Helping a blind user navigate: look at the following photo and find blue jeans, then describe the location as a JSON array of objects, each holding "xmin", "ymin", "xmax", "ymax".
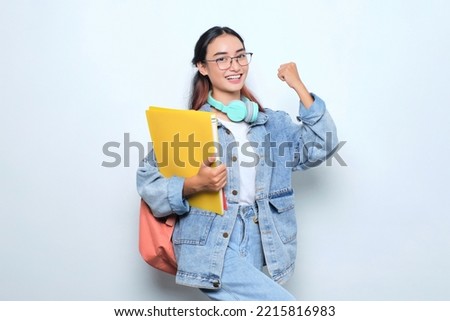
[{"xmin": 200, "ymin": 205, "xmax": 296, "ymax": 301}]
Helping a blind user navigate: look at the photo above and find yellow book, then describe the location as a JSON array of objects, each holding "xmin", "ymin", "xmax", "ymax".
[{"xmin": 145, "ymin": 106, "xmax": 225, "ymax": 215}]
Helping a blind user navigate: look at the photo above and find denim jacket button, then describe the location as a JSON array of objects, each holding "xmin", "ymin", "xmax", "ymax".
[
  {"xmin": 232, "ymin": 156, "xmax": 237, "ymax": 162},
  {"xmin": 212, "ymin": 280, "xmax": 220, "ymax": 288},
  {"xmin": 232, "ymin": 190, "xmax": 238, "ymax": 195},
  {"xmin": 223, "ymin": 232, "xmax": 229, "ymax": 238},
  {"xmin": 253, "ymin": 216, "xmax": 259, "ymax": 224}
]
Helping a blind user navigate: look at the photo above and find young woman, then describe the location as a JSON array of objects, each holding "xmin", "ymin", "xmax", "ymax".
[{"xmin": 137, "ymin": 26, "xmax": 338, "ymax": 300}]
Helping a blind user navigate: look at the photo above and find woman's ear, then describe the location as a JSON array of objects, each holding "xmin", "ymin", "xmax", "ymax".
[{"xmin": 196, "ymin": 62, "xmax": 208, "ymax": 76}]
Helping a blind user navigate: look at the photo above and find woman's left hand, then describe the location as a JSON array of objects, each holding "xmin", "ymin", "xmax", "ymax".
[
  {"xmin": 277, "ymin": 62, "xmax": 314, "ymax": 108},
  {"xmin": 277, "ymin": 62, "xmax": 302, "ymax": 89}
]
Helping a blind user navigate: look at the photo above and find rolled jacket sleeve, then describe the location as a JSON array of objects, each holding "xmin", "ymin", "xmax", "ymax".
[
  {"xmin": 167, "ymin": 176, "xmax": 190, "ymax": 214},
  {"xmin": 292, "ymin": 93, "xmax": 339, "ymax": 170},
  {"xmin": 297, "ymin": 93, "xmax": 326, "ymax": 125},
  {"xmin": 136, "ymin": 150, "xmax": 190, "ymax": 217}
]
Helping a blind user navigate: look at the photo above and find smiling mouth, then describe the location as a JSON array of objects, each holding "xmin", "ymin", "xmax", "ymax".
[{"xmin": 226, "ymin": 74, "xmax": 242, "ymax": 80}]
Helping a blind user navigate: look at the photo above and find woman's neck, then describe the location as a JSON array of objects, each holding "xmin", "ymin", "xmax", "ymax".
[{"xmin": 211, "ymin": 90, "xmax": 240, "ymax": 106}]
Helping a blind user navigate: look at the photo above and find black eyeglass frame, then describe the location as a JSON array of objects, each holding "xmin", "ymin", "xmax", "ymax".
[{"xmin": 203, "ymin": 52, "xmax": 253, "ymax": 70}]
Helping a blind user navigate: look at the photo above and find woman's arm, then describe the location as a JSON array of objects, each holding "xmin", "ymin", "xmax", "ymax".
[
  {"xmin": 137, "ymin": 149, "xmax": 189, "ymax": 217},
  {"xmin": 137, "ymin": 152, "xmax": 227, "ymax": 217},
  {"xmin": 277, "ymin": 62, "xmax": 339, "ymax": 170},
  {"xmin": 278, "ymin": 62, "xmax": 314, "ymax": 108},
  {"xmin": 183, "ymin": 156, "xmax": 227, "ymax": 197}
]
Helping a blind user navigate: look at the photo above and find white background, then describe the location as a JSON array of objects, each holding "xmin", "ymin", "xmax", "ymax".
[{"xmin": 1, "ymin": 0, "xmax": 449, "ymax": 300}]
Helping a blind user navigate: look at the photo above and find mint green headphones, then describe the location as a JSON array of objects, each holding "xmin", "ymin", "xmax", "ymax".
[{"xmin": 207, "ymin": 91, "xmax": 259, "ymax": 123}]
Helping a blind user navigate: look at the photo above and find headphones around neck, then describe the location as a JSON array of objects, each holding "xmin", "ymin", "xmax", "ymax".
[{"xmin": 207, "ymin": 91, "xmax": 259, "ymax": 123}]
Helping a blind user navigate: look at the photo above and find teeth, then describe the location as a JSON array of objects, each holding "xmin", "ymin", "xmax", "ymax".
[{"xmin": 226, "ymin": 75, "xmax": 241, "ymax": 80}]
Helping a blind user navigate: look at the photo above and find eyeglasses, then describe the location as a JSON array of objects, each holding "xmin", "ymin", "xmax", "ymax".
[{"xmin": 204, "ymin": 52, "xmax": 253, "ymax": 70}]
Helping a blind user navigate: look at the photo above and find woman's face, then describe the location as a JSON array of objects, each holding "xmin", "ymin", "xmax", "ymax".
[{"xmin": 197, "ymin": 34, "xmax": 249, "ymax": 102}]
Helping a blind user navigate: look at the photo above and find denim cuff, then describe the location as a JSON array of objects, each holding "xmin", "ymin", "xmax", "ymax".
[
  {"xmin": 167, "ymin": 176, "xmax": 190, "ymax": 215},
  {"xmin": 297, "ymin": 93, "xmax": 326, "ymax": 125}
]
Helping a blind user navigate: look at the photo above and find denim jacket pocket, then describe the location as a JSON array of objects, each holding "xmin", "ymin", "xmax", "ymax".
[
  {"xmin": 172, "ymin": 208, "xmax": 216, "ymax": 245},
  {"xmin": 268, "ymin": 194, "xmax": 297, "ymax": 243}
]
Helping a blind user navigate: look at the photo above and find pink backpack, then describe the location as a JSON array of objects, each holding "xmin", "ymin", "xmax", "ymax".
[{"xmin": 138, "ymin": 199, "xmax": 177, "ymax": 275}]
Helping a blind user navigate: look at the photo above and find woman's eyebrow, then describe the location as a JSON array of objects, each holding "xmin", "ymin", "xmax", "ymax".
[{"xmin": 213, "ymin": 48, "xmax": 245, "ymax": 56}]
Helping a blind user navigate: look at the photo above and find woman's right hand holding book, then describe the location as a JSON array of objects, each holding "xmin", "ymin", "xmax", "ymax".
[{"xmin": 183, "ymin": 156, "xmax": 227, "ymax": 197}]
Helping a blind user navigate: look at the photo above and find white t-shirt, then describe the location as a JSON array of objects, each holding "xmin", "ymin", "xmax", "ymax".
[{"xmin": 221, "ymin": 119, "xmax": 256, "ymax": 205}]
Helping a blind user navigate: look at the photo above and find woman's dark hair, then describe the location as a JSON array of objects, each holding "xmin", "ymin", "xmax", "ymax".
[{"xmin": 189, "ymin": 26, "xmax": 263, "ymax": 111}]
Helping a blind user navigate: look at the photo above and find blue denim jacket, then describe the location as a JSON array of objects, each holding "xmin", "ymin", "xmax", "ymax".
[{"xmin": 137, "ymin": 93, "xmax": 338, "ymax": 289}]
